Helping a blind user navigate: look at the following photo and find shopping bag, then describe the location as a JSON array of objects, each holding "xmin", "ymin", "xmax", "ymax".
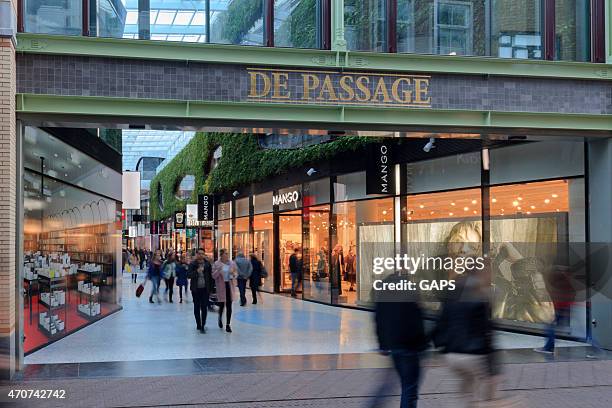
[{"xmin": 135, "ymin": 282, "xmax": 145, "ymax": 297}]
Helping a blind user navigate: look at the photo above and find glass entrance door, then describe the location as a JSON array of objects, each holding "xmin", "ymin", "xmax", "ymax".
[{"xmin": 278, "ymin": 210, "xmax": 302, "ymax": 292}]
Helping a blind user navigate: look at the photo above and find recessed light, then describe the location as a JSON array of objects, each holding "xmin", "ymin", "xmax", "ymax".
[
  {"xmin": 471, "ymin": 200, "xmax": 477, "ymax": 204},
  {"xmin": 512, "ymin": 201, "xmax": 519, "ymax": 206},
  {"xmin": 544, "ymin": 199, "xmax": 550, "ymax": 204},
  {"xmin": 492, "ymin": 198, "xmax": 497, "ymax": 203},
  {"xmin": 551, "ymin": 194, "xmax": 558, "ymax": 198}
]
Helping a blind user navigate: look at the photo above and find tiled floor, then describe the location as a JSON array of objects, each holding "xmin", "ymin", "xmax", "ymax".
[{"xmin": 25, "ymin": 275, "xmax": 585, "ymax": 365}]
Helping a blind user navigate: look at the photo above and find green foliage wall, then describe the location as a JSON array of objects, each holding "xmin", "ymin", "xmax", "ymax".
[{"xmin": 149, "ymin": 133, "xmax": 374, "ymax": 220}]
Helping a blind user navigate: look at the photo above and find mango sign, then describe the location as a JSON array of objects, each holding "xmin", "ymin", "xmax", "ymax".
[{"xmin": 247, "ymin": 68, "xmax": 431, "ymax": 107}]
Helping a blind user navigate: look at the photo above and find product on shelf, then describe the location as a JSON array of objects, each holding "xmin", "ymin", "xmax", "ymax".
[
  {"xmin": 77, "ymin": 281, "xmax": 99, "ymax": 295},
  {"xmin": 40, "ymin": 290, "xmax": 66, "ymax": 307},
  {"xmin": 38, "ymin": 312, "xmax": 65, "ymax": 334},
  {"xmin": 78, "ymin": 302, "xmax": 101, "ymax": 317},
  {"xmin": 80, "ymin": 263, "xmax": 102, "ymax": 272}
]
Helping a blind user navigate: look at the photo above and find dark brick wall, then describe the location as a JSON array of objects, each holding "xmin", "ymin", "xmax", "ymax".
[{"xmin": 16, "ymin": 54, "xmax": 612, "ymax": 115}]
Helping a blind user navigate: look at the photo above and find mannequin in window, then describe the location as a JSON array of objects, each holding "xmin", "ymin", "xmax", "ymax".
[
  {"xmin": 345, "ymin": 247, "xmax": 357, "ymax": 292},
  {"xmin": 332, "ymin": 244, "xmax": 345, "ymax": 296}
]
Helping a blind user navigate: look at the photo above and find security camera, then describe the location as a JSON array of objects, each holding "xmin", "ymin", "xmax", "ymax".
[
  {"xmin": 232, "ymin": 191, "xmax": 239, "ymax": 197},
  {"xmin": 306, "ymin": 168, "xmax": 317, "ymax": 177},
  {"xmin": 423, "ymin": 137, "xmax": 436, "ymax": 153}
]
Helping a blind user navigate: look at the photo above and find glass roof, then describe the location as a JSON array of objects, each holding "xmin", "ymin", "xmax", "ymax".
[
  {"xmin": 122, "ymin": 130, "xmax": 195, "ymax": 171},
  {"xmin": 121, "ymin": 0, "xmax": 240, "ymax": 43}
]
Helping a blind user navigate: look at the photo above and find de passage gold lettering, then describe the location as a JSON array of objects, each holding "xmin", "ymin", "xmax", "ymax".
[{"xmin": 247, "ymin": 70, "xmax": 431, "ymax": 106}]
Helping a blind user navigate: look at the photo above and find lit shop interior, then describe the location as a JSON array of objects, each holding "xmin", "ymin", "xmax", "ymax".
[
  {"xmin": 22, "ymin": 128, "xmax": 122, "ymax": 354},
  {"xmin": 197, "ymin": 135, "xmax": 586, "ymax": 339}
]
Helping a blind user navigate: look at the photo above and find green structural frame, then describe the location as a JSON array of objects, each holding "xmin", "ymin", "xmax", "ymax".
[{"xmin": 14, "ymin": 33, "xmax": 612, "ymax": 132}]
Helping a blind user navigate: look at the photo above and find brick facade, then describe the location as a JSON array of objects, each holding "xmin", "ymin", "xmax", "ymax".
[{"xmin": 0, "ymin": 0, "xmax": 17, "ymax": 381}]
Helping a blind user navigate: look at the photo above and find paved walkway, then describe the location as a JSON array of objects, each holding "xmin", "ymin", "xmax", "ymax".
[
  {"xmin": 26, "ymin": 277, "xmax": 584, "ymax": 364},
  {"xmin": 4, "ymin": 358, "xmax": 612, "ymax": 407}
]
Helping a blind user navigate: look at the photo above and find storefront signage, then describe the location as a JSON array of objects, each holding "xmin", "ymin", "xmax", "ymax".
[
  {"xmin": 150, "ymin": 220, "xmax": 158, "ymax": 235},
  {"xmin": 159, "ymin": 221, "xmax": 168, "ymax": 235},
  {"xmin": 197, "ymin": 194, "xmax": 214, "ymax": 221},
  {"xmin": 273, "ymin": 190, "xmax": 301, "ymax": 207},
  {"xmin": 366, "ymin": 143, "xmax": 395, "ymax": 195},
  {"xmin": 174, "ymin": 211, "xmax": 186, "ymax": 229},
  {"xmin": 247, "ymin": 68, "xmax": 431, "ymax": 108}
]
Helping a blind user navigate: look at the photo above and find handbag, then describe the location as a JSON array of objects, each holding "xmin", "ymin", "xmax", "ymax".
[
  {"xmin": 261, "ymin": 265, "xmax": 269, "ymax": 278},
  {"xmin": 135, "ymin": 282, "xmax": 145, "ymax": 297}
]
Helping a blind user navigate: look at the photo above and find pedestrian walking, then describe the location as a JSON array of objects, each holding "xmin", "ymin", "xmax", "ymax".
[
  {"xmin": 212, "ymin": 249, "xmax": 237, "ymax": 333},
  {"xmin": 188, "ymin": 249, "xmax": 213, "ymax": 333},
  {"xmin": 432, "ymin": 270, "xmax": 497, "ymax": 407},
  {"xmin": 372, "ymin": 273, "xmax": 427, "ymax": 408},
  {"xmin": 235, "ymin": 252, "xmax": 252, "ymax": 306},
  {"xmin": 147, "ymin": 250, "xmax": 163, "ymax": 304},
  {"xmin": 162, "ymin": 252, "xmax": 177, "ymax": 303},
  {"xmin": 289, "ymin": 247, "xmax": 302, "ymax": 297},
  {"xmin": 128, "ymin": 250, "xmax": 139, "ymax": 283},
  {"xmin": 249, "ymin": 253, "xmax": 265, "ymax": 304},
  {"xmin": 176, "ymin": 252, "xmax": 190, "ymax": 303}
]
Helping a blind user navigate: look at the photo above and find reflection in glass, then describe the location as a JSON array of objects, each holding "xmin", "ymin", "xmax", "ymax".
[
  {"xmin": 210, "ymin": 0, "xmax": 265, "ymax": 45},
  {"xmin": 492, "ymin": 0, "xmax": 543, "ymax": 59},
  {"xmin": 274, "ymin": 0, "xmax": 321, "ymax": 48},
  {"xmin": 555, "ymin": 0, "xmax": 590, "ymax": 61},
  {"xmin": 233, "ymin": 216, "xmax": 250, "ymax": 256},
  {"xmin": 344, "ymin": 0, "xmax": 387, "ymax": 52},
  {"xmin": 303, "ymin": 205, "xmax": 331, "ymax": 303},
  {"xmin": 175, "ymin": 175, "xmax": 195, "ymax": 200},
  {"xmin": 279, "ymin": 211, "xmax": 302, "ymax": 292},
  {"xmin": 25, "ymin": 0, "xmax": 83, "ymax": 35}
]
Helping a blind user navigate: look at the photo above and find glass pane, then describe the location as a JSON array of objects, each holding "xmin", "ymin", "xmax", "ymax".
[
  {"xmin": 303, "ymin": 205, "xmax": 331, "ymax": 303},
  {"xmin": 279, "ymin": 211, "xmax": 302, "ymax": 292},
  {"xmin": 95, "ymin": 0, "xmax": 127, "ymax": 38},
  {"xmin": 345, "ymin": 0, "xmax": 387, "ymax": 52},
  {"xmin": 492, "ymin": 0, "xmax": 543, "ymax": 59},
  {"xmin": 490, "ymin": 178, "xmax": 586, "ymax": 338},
  {"xmin": 555, "ymin": 0, "xmax": 590, "ymax": 61},
  {"xmin": 253, "ymin": 213, "xmax": 275, "ymax": 292},
  {"xmin": 235, "ymin": 197, "xmax": 250, "ymax": 217},
  {"xmin": 303, "ymin": 178, "xmax": 330, "ymax": 207},
  {"xmin": 274, "ymin": 0, "xmax": 321, "ymax": 48},
  {"xmin": 216, "ymin": 219, "xmax": 231, "ymax": 258},
  {"xmin": 175, "ymin": 175, "xmax": 195, "ymax": 200},
  {"xmin": 398, "ymin": 0, "xmax": 486, "ymax": 56},
  {"xmin": 25, "ymin": 0, "xmax": 83, "ymax": 35},
  {"xmin": 336, "ymin": 198, "xmax": 394, "ymax": 306},
  {"xmin": 233, "ymin": 216, "xmax": 250, "ymax": 256},
  {"xmin": 210, "ymin": 0, "xmax": 265, "ymax": 45},
  {"xmin": 254, "ymin": 192, "xmax": 273, "ymax": 214}
]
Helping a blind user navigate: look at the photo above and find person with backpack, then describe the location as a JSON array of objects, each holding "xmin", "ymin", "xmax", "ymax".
[{"xmin": 234, "ymin": 252, "xmax": 252, "ymax": 306}]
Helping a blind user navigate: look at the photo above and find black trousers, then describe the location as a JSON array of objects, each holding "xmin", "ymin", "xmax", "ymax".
[
  {"xmin": 237, "ymin": 278, "xmax": 247, "ymax": 305},
  {"xmin": 165, "ymin": 277, "xmax": 175, "ymax": 302},
  {"xmin": 250, "ymin": 281, "xmax": 258, "ymax": 304},
  {"xmin": 218, "ymin": 282, "xmax": 233, "ymax": 325},
  {"xmin": 192, "ymin": 287, "xmax": 209, "ymax": 329}
]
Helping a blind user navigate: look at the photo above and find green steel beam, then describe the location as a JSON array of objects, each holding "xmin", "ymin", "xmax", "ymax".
[
  {"xmin": 15, "ymin": 94, "xmax": 612, "ymax": 132},
  {"xmin": 16, "ymin": 33, "xmax": 612, "ymax": 81},
  {"xmin": 331, "ymin": 0, "xmax": 347, "ymax": 52}
]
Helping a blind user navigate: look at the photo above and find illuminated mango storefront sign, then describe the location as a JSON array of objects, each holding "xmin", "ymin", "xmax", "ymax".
[{"xmin": 247, "ymin": 68, "xmax": 431, "ymax": 108}]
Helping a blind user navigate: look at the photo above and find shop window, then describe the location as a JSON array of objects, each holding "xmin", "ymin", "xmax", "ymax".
[
  {"xmin": 253, "ymin": 213, "xmax": 275, "ymax": 292},
  {"xmin": 217, "ymin": 219, "xmax": 231, "ymax": 258},
  {"xmin": 332, "ymin": 198, "xmax": 395, "ymax": 307},
  {"xmin": 279, "ymin": 210, "xmax": 302, "ymax": 292},
  {"xmin": 233, "ymin": 216, "xmax": 251, "ymax": 256},
  {"xmin": 303, "ymin": 205, "xmax": 331, "ymax": 303},
  {"xmin": 175, "ymin": 175, "xmax": 195, "ymax": 200},
  {"xmin": 489, "ymin": 178, "xmax": 585, "ymax": 338}
]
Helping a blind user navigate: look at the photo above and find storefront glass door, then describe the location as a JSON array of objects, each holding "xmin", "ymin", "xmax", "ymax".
[
  {"xmin": 278, "ymin": 210, "xmax": 302, "ymax": 292},
  {"xmin": 303, "ymin": 205, "xmax": 331, "ymax": 303}
]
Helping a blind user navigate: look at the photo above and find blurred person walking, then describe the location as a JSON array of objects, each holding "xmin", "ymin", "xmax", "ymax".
[
  {"xmin": 147, "ymin": 250, "xmax": 163, "ymax": 304},
  {"xmin": 213, "ymin": 249, "xmax": 237, "ymax": 333},
  {"xmin": 432, "ymin": 270, "xmax": 497, "ymax": 407},
  {"xmin": 176, "ymin": 252, "xmax": 190, "ymax": 303},
  {"xmin": 188, "ymin": 249, "xmax": 213, "ymax": 333},
  {"xmin": 235, "ymin": 252, "xmax": 253, "ymax": 306},
  {"xmin": 289, "ymin": 248, "xmax": 302, "ymax": 297},
  {"xmin": 129, "ymin": 250, "xmax": 139, "ymax": 284},
  {"xmin": 373, "ymin": 273, "xmax": 427, "ymax": 408},
  {"xmin": 249, "ymin": 253, "xmax": 265, "ymax": 304},
  {"xmin": 162, "ymin": 252, "xmax": 177, "ymax": 303}
]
